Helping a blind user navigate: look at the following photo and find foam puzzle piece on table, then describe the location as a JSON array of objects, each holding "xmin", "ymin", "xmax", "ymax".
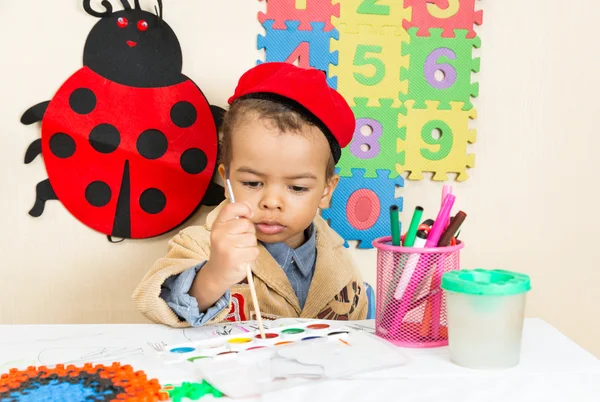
[
  {"xmin": 396, "ymin": 100, "xmax": 476, "ymax": 181},
  {"xmin": 330, "ymin": 25, "xmax": 408, "ymax": 107},
  {"xmin": 0, "ymin": 362, "xmax": 167, "ymax": 402},
  {"xmin": 322, "ymin": 168, "xmax": 403, "ymax": 248},
  {"xmin": 336, "ymin": 98, "xmax": 404, "ymax": 179},
  {"xmin": 332, "ymin": 0, "xmax": 412, "ymax": 35},
  {"xmin": 164, "ymin": 381, "xmax": 223, "ymax": 401},
  {"xmin": 403, "ymin": 0, "xmax": 483, "ymax": 38},
  {"xmin": 258, "ymin": 0, "xmax": 340, "ymax": 31},
  {"xmin": 400, "ymin": 27, "xmax": 480, "ymax": 111},
  {"xmin": 258, "ymin": 20, "xmax": 339, "ymax": 88}
]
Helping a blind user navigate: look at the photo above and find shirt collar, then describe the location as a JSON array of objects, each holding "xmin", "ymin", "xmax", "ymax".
[{"xmin": 262, "ymin": 223, "xmax": 316, "ymax": 277}]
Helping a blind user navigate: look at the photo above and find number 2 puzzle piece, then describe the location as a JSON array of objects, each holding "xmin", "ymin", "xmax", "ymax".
[
  {"xmin": 258, "ymin": 0, "xmax": 340, "ymax": 32},
  {"xmin": 330, "ymin": 25, "xmax": 408, "ymax": 106},
  {"xmin": 396, "ymin": 100, "xmax": 476, "ymax": 181},
  {"xmin": 258, "ymin": 20, "xmax": 339, "ymax": 88},
  {"xmin": 400, "ymin": 27, "xmax": 480, "ymax": 111},
  {"xmin": 332, "ymin": 0, "xmax": 412, "ymax": 36},
  {"xmin": 403, "ymin": 0, "xmax": 483, "ymax": 38},
  {"xmin": 321, "ymin": 168, "xmax": 403, "ymax": 249},
  {"xmin": 337, "ymin": 98, "xmax": 404, "ymax": 178}
]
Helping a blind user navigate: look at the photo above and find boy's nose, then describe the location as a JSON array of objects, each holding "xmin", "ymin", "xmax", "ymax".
[{"xmin": 260, "ymin": 192, "xmax": 283, "ymax": 211}]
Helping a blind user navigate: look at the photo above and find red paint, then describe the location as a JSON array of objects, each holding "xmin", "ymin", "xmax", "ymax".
[
  {"xmin": 306, "ymin": 324, "xmax": 330, "ymax": 330},
  {"xmin": 256, "ymin": 333, "xmax": 278, "ymax": 339}
]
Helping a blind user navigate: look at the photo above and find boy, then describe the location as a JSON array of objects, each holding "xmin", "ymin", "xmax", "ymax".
[{"xmin": 132, "ymin": 62, "xmax": 368, "ymax": 327}]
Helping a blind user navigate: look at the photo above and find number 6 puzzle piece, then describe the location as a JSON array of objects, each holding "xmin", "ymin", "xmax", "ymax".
[{"xmin": 396, "ymin": 100, "xmax": 476, "ymax": 181}]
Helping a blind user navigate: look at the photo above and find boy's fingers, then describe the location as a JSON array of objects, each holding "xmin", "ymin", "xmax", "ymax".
[{"xmin": 217, "ymin": 202, "xmax": 253, "ymax": 223}]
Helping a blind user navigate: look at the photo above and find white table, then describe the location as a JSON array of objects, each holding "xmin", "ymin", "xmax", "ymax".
[{"xmin": 1, "ymin": 318, "xmax": 599, "ymax": 401}]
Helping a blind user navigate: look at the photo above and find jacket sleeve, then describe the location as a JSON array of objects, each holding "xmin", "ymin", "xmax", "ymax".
[{"xmin": 131, "ymin": 227, "xmax": 232, "ymax": 327}]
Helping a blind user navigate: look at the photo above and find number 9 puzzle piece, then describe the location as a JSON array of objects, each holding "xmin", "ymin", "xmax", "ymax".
[{"xmin": 321, "ymin": 169, "xmax": 403, "ymax": 249}]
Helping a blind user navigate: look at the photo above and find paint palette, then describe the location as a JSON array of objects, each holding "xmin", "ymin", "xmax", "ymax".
[
  {"xmin": 158, "ymin": 321, "xmax": 347, "ymax": 364},
  {"xmin": 153, "ymin": 321, "xmax": 409, "ymax": 398}
]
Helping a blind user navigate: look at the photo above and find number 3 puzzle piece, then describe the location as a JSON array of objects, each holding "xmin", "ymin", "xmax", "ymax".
[
  {"xmin": 403, "ymin": 0, "xmax": 483, "ymax": 38},
  {"xmin": 258, "ymin": 0, "xmax": 340, "ymax": 32},
  {"xmin": 396, "ymin": 100, "xmax": 476, "ymax": 181},
  {"xmin": 332, "ymin": 0, "xmax": 412, "ymax": 36},
  {"xmin": 258, "ymin": 20, "xmax": 339, "ymax": 88},
  {"xmin": 321, "ymin": 168, "xmax": 403, "ymax": 249},
  {"xmin": 330, "ymin": 25, "xmax": 408, "ymax": 106}
]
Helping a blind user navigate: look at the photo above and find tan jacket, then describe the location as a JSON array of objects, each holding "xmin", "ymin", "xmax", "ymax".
[{"xmin": 132, "ymin": 201, "xmax": 368, "ymax": 327}]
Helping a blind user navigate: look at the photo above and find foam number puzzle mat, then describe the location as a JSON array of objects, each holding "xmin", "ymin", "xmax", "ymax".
[
  {"xmin": 153, "ymin": 321, "xmax": 408, "ymax": 399},
  {"xmin": 257, "ymin": 0, "xmax": 482, "ymax": 248}
]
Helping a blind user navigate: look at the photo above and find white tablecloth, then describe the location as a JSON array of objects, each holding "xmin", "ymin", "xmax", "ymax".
[{"xmin": 0, "ymin": 318, "xmax": 598, "ymax": 401}]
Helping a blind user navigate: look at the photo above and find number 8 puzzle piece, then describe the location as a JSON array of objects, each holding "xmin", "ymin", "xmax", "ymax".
[{"xmin": 396, "ymin": 100, "xmax": 476, "ymax": 182}]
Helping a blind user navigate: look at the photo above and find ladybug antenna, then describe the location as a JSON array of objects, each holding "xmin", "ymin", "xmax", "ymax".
[
  {"xmin": 83, "ymin": 0, "xmax": 113, "ymax": 18},
  {"xmin": 120, "ymin": 0, "xmax": 132, "ymax": 10},
  {"xmin": 154, "ymin": 0, "xmax": 163, "ymax": 24},
  {"xmin": 134, "ymin": 0, "xmax": 141, "ymax": 9}
]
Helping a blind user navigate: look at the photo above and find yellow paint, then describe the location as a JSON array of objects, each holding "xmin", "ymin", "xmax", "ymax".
[
  {"xmin": 228, "ymin": 337, "xmax": 252, "ymax": 344},
  {"xmin": 426, "ymin": 0, "xmax": 459, "ymax": 19}
]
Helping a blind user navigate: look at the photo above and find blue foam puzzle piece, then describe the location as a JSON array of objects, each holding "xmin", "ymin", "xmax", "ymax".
[
  {"xmin": 257, "ymin": 20, "xmax": 339, "ymax": 89},
  {"xmin": 321, "ymin": 168, "xmax": 404, "ymax": 249}
]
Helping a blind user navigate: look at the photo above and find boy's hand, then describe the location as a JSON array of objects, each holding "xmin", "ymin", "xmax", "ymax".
[{"xmin": 205, "ymin": 202, "xmax": 259, "ymax": 288}]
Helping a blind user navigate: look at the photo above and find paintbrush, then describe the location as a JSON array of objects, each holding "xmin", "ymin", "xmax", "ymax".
[{"xmin": 224, "ymin": 168, "xmax": 266, "ymax": 339}]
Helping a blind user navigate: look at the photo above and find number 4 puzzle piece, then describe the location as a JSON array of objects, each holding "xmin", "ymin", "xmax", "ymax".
[
  {"xmin": 258, "ymin": 20, "xmax": 339, "ymax": 88},
  {"xmin": 258, "ymin": 0, "xmax": 340, "ymax": 32},
  {"xmin": 321, "ymin": 168, "xmax": 403, "ymax": 249},
  {"xmin": 396, "ymin": 100, "xmax": 476, "ymax": 181}
]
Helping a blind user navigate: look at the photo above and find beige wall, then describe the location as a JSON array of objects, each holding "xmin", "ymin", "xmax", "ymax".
[{"xmin": 1, "ymin": 1, "xmax": 599, "ymax": 357}]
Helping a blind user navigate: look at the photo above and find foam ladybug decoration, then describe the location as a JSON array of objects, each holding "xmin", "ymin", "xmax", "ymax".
[{"xmin": 21, "ymin": 0, "xmax": 225, "ymax": 241}]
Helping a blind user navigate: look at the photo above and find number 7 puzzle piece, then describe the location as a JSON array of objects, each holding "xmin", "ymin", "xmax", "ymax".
[
  {"xmin": 403, "ymin": 0, "xmax": 483, "ymax": 38},
  {"xmin": 396, "ymin": 100, "xmax": 476, "ymax": 181},
  {"xmin": 258, "ymin": 20, "xmax": 339, "ymax": 88},
  {"xmin": 258, "ymin": 0, "xmax": 340, "ymax": 31}
]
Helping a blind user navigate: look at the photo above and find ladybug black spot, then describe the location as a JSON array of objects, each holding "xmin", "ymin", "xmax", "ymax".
[
  {"xmin": 140, "ymin": 188, "xmax": 166, "ymax": 214},
  {"xmin": 89, "ymin": 123, "xmax": 120, "ymax": 154},
  {"xmin": 85, "ymin": 181, "xmax": 111, "ymax": 207},
  {"xmin": 49, "ymin": 133, "xmax": 76, "ymax": 158},
  {"xmin": 170, "ymin": 101, "xmax": 197, "ymax": 128},
  {"xmin": 180, "ymin": 148, "xmax": 207, "ymax": 174},
  {"xmin": 137, "ymin": 129, "xmax": 168, "ymax": 160},
  {"xmin": 69, "ymin": 88, "xmax": 96, "ymax": 115}
]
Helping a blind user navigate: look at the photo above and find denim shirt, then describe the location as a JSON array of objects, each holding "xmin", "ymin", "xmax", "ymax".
[{"xmin": 160, "ymin": 224, "xmax": 317, "ymax": 326}]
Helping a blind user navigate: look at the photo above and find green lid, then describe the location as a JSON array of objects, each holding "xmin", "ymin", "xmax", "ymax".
[{"xmin": 441, "ymin": 269, "xmax": 531, "ymax": 296}]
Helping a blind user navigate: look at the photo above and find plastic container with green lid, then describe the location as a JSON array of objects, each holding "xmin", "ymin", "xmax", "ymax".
[{"xmin": 441, "ymin": 268, "xmax": 532, "ymax": 369}]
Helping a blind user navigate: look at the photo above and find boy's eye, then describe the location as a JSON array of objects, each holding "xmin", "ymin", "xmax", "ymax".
[
  {"xmin": 290, "ymin": 186, "xmax": 309, "ymax": 193},
  {"xmin": 242, "ymin": 181, "xmax": 262, "ymax": 188}
]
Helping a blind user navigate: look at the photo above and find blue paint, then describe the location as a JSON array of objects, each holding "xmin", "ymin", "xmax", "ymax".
[
  {"xmin": 301, "ymin": 336, "xmax": 323, "ymax": 341},
  {"xmin": 8, "ymin": 380, "xmax": 113, "ymax": 402},
  {"xmin": 170, "ymin": 346, "xmax": 195, "ymax": 353}
]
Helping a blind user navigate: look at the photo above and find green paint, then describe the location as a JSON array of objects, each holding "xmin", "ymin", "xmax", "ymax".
[
  {"xmin": 282, "ymin": 328, "xmax": 304, "ymax": 334},
  {"xmin": 187, "ymin": 356, "xmax": 209, "ymax": 362}
]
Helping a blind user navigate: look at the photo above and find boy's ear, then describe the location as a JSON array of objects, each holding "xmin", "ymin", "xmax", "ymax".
[
  {"xmin": 318, "ymin": 174, "xmax": 340, "ymax": 210},
  {"xmin": 217, "ymin": 164, "xmax": 229, "ymax": 200}
]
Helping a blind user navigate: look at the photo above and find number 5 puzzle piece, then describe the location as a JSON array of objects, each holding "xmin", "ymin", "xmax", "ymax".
[
  {"xmin": 330, "ymin": 25, "xmax": 408, "ymax": 106},
  {"xmin": 403, "ymin": 0, "xmax": 483, "ymax": 38},
  {"xmin": 332, "ymin": 0, "xmax": 412, "ymax": 35},
  {"xmin": 258, "ymin": 0, "xmax": 340, "ymax": 32},
  {"xmin": 258, "ymin": 20, "xmax": 339, "ymax": 88},
  {"xmin": 396, "ymin": 100, "xmax": 476, "ymax": 181}
]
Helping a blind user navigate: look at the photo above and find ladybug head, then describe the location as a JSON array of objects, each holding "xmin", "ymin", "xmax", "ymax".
[{"xmin": 82, "ymin": 0, "xmax": 184, "ymax": 88}]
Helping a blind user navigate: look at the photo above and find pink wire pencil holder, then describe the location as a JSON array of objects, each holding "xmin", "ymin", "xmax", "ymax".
[{"xmin": 372, "ymin": 236, "xmax": 464, "ymax": 348}]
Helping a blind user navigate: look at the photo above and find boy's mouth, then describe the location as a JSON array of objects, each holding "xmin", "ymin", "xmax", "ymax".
[{"xmin": 256, "ymin": 221, "xmax": 285, "ymax": 235}]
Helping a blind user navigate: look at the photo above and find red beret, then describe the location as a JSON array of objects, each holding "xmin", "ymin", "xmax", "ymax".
[{"xmin": 227, "ymin": 62, "xmax": 355, "ymax": 163}]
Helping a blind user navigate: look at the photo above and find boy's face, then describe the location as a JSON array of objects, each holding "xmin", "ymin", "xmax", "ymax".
[{"xmin": 219, "ymin": 113, "xmax": 339, "ymax": 249}]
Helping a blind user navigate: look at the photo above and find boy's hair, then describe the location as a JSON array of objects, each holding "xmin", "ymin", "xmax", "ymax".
[{"xmin": 220, "ymin": 98, "xmax": 336, "ymax": 179}]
